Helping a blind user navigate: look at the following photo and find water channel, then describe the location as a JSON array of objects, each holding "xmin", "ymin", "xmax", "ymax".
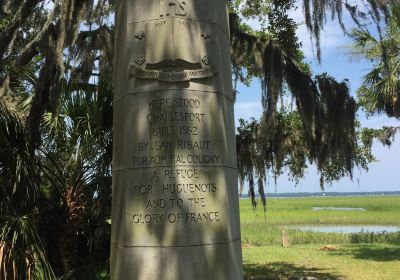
[
  {"xmin": 312, "ymin": 207, "xmax": 366, "ymax": 211},
  {"xmin": 291, "ymin": 225, "xmax": 400, "ymax": 233}
]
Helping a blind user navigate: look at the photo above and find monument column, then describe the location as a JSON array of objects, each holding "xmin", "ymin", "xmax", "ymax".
[{"xmin": 111, "ymin": 1, "xmax": 243, "ymax": 279}]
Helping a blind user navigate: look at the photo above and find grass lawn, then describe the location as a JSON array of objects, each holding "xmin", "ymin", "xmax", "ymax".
[
  {"xmin": 240, "ymin": 196, "xmax": 400, "ymax": 279},
  {"xmin": 243, "ymin": 244, "xmax": 400, "ymax": 280}
]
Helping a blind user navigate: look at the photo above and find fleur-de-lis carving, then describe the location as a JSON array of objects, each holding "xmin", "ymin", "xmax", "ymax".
[
  {"xmin": 135, "ymin": 30, "xmax": 145, "ymax": 40},
  {"xmin": 201, "ymin": 29, "xmax": 212, "ymax": 40},
  {"xmin": 135, "ymin": 56, "xmax": 145, "ymax": 67},
  {"xmin": 202, "ymin": 55, "xmax": 212, "ymax": 66}
]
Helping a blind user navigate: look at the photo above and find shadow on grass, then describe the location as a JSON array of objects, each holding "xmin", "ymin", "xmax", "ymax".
[
  {"xmin": 244, "ymin": 262, "xmax": 343, "ymax": 280},
  {"xmin": 337, "ymin": 245, "xmax": 400, "ymax": 262}
]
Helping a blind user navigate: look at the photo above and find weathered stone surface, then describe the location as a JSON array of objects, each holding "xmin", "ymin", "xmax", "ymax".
[
  {"xmin": 114, "ymin": 19, "xmax": 232, "ymax": 101},
  {"xmin": 111, "ymin": 240, "xmax": 242, "ymax": 280},
  {"xmin": 112, "ymin": 0, "xmax": 242, "ymax": 279},
  {"xmin": 125, "ymin": 0, "xmax": 230, "ymax": 34}
]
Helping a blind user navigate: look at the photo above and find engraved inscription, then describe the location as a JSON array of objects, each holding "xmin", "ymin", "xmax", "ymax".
[
  {"xmin": 129, "ymin": 65, "xmax": 216, "ymax": 82},
  {"xmin": 112, "ymin": 0, "xmax": 241, "ymax": 276},
  {"xmin": 155, "ymin": 20, "xmax": 167, "ymax": 28},
  {"xmin": 160, "ymin": 0, "xmax": 188, "ymax": 17},
  {"xmin": 177, "ymin": 19, "xmax": 191, "ymax": 30},
  {"xmin": 128, "ymin": 95, "xmax": 224, "ymax": 226}
]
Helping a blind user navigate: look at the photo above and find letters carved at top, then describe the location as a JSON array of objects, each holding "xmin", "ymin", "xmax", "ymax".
[{"xmin": 159, "ymin": 0, "xmax": 187, "ymax": 18}]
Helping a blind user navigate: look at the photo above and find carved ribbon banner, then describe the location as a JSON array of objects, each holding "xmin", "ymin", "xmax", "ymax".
[{"xmin": 129, "ymin": 65, "xmax": 217, "ymax": 82}]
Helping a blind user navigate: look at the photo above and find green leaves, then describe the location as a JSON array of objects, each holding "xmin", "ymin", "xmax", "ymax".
[
  {"xmin": 352, "ymin": 4, "xmax": 400, "ymax": 118},
  {"xmin": 0, "ymin": 100, "xmax": 39, "ymax": 216},
  {"xmin": 1, "ymin": 75, "xmax": 113, "ymax": 278},
  {"xmin": 0, "ymin": 216, "xmax": 56, "ymax": 280},
  {"xmin": 231, "ymin": 2, "xmax": 372, "ymax": 204},
  {"xmin": 35, "ymin": 76, "xmax": 112, "ymax": 277}
]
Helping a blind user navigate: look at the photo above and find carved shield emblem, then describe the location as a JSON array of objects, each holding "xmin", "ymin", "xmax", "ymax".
[{"xmin": 129, "ymin": 17, "xmax": 216, "ymax": 82}]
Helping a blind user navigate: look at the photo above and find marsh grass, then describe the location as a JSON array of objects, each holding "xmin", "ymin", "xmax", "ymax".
[{"xmin": 240, "ymin": 196, "xmax": 400, "ymax": 246}]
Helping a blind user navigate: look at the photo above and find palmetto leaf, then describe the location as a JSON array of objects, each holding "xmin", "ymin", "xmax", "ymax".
[
  {"xmin": 0, "ymin": 99, "xmax": 39, "ymax": 215},
  {"xmin": 0, "ymin": 216, "xmax": 55, "ymax": 280},
  {"xmin": 35, "ymin": 76, "xmax": 112, "ymax": 276},
  {"xmin": 354, "ymin": 3, "xmax": 400, "ymax": 118}
]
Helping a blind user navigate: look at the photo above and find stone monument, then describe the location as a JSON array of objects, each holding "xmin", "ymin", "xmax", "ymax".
[{"xmin": 111, "ymin": 1, "xmax": 243, "ymax": 279}]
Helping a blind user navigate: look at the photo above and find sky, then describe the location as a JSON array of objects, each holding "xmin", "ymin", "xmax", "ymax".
[{"xmin": 234, "ymin": 4, "xmax": 400, "ymax": 193}]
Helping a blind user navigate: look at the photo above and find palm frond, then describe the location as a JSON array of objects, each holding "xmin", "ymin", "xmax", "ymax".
[
  {"xmin": 0, "ymin": 99, "xmax": 39, "ymax": 215},
  {"xmin": 0, "ymin": 216, "xmax": 56, "ymax": 280}
]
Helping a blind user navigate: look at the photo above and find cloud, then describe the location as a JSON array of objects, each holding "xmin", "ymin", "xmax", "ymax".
[{"xmin": 234, "ymin": 101, "xmax": 263, "ymax": 126}]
